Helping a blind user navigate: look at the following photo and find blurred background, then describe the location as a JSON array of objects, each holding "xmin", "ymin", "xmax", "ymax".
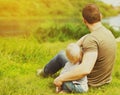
[{"xmin": 0, "ymin": 0, "xmax": 120, "ymax": 42}]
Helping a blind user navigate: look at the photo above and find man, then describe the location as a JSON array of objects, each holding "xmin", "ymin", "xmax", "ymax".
[{"xmin": 38, "ymin": 4, "xmax": 116, "ymax": 88}]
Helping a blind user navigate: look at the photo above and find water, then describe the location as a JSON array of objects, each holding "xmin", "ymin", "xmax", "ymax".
[
  {"xmin": 102, "ymin": 14, "xmax": 120, "ymax": 31},
  {"xmin": 0, "ymin": 15, "xmax": 120, "ymax": 36}
]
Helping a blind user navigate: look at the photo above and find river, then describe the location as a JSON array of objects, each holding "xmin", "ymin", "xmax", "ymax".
[
  {"xmin": 102, "ymin": 14, "xmax": 120, "ymax": 31},
  {"xmin": 0, "ymin": 14, "xmax": 120, "ymax": 36}
]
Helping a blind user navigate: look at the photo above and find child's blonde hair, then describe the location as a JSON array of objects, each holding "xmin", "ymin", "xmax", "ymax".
[{"xmin": 66, "ymin": 43, "xmax": 83, "ymax": 64}]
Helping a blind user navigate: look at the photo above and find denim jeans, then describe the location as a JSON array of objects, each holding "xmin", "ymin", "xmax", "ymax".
[
  {"xmin": 62, "ymin": 81, "xmax": 88, "ymax": 93},
  {"xmin": 43, "ymin": 50, "xmax": 68, "ymax": 75}
]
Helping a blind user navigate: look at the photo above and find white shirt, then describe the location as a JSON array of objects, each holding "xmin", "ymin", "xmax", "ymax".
[{"xmin": 60, "ymin": 62, "xmax": 88, "ymax": 86}]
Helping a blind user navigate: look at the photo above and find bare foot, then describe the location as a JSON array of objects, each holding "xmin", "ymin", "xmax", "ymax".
[{"xmin": 36, "ymin": 69, "xmax": 45, "ymax": 76}]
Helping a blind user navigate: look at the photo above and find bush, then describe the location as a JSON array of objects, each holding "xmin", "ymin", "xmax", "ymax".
[{"xmin": 34, "ymin": 21, "xmax": 89, "ymax": 43}]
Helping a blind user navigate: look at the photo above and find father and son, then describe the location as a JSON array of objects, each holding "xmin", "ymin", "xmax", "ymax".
[{"xmin": 37, "ymin": 4, "xmax": 116, "ymax": 93}]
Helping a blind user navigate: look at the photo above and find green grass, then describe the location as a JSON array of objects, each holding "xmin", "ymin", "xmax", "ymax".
[{"xmin": 0, "ymin": 37, "xmax": 120, "ymax": 95}]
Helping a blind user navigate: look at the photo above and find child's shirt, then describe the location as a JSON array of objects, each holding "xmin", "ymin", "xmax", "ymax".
[{"xmin": 60, "ymin": 62, "xmax": 88, "ymax": 89}]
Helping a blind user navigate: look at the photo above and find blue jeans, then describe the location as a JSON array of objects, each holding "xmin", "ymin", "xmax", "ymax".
[
  {"xmin": 62, "ymin": 81, "xmax": 88, "ymax": 93},
  {"xmin": 43, "ymin": 50, "xmax": 68, "ymax": 75}
]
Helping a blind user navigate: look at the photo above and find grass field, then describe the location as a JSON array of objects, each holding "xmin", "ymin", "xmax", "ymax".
[{"xmin": 0, "ymin": 37, "xmax": 120, "ymax": 95}]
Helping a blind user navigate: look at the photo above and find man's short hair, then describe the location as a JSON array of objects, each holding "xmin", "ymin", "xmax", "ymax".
[{"xmin": 82, "ymin": 4, "xmax": 101, "ymax": 24}]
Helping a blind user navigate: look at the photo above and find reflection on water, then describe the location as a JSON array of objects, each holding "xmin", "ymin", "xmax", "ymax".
[
  {"xmin": 0, "ymin": 19, "xmax": 41, "ymax": 36},
  {"xmin": 102, "ymin": 15, "xmax": 120, "ymax": 31},
  {"xmin": 0, "ymin": 18, "xmax": 80, "ymax": 36}
]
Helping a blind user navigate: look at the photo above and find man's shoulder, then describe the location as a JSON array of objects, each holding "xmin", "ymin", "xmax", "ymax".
[{"xmin": 83, "ymin": 34, "xmax": 99, "ymax": 44}]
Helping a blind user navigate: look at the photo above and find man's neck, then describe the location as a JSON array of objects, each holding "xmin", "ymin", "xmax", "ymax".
[{"xmin": 88, "ymin": 22, "xmax": 103, "ymax": 32}]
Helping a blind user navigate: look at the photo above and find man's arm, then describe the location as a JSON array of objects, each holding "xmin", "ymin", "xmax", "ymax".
[
  {"xmin": 76, "ymin": 35, "xmax": 88, "ymax": 46},
  {"xmin": 54, "ymin": 51, "xmax": 98, "ymax": 87}
]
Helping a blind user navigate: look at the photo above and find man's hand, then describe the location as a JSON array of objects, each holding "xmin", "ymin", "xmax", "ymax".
[
  {"xmin": 56, "ymin": 86, "xmax": 61, "ymax": 93},
  {"xmin": 54, "ymin": 76, "xmax": 63, "ymax": 87}
]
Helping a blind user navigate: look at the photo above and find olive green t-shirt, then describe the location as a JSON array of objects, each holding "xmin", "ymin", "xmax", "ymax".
[{"xmin": 82, "ymin": 25, "xmax": 116, "ymax": 87}]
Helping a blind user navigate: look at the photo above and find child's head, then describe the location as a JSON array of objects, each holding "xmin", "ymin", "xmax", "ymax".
[{"xmin": 66, "ymin": 43, "xmax": 83, "ymax": 64}]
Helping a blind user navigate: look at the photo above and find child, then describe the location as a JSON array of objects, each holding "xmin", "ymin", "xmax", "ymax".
[{"xmin": 56, "ymin": 43, "xmax": 88, "ymax": 93}]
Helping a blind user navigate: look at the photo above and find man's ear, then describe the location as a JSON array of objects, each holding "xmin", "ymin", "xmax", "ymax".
[{"xmin": 83, "ymin": 18, "xmax": 87, "ymax": 24}]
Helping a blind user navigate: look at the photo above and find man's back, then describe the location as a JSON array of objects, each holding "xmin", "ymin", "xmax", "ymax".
[{"xmin": 82, "ymin": 25, "xmax": 116, "ymax": 87}]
